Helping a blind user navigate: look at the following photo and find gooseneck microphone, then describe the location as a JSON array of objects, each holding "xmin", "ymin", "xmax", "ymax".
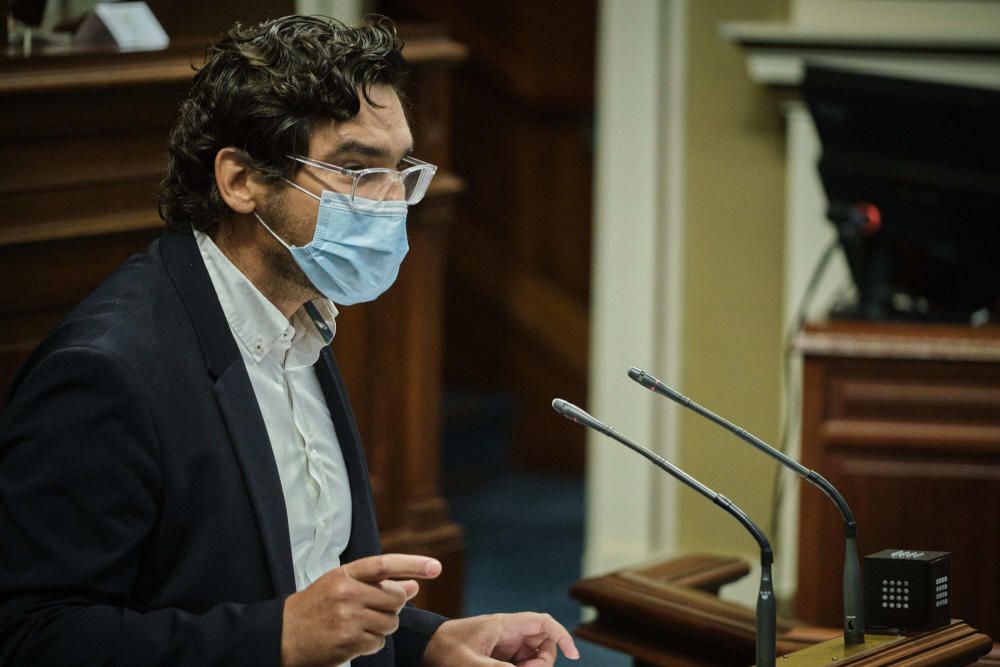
[
  {"xmin": 628, "ymin": 367, "xmax": 865, "ymax": 646},
  {"xmin": 552, "ymin": 398, "xmax": 776, "ymax": 667}
]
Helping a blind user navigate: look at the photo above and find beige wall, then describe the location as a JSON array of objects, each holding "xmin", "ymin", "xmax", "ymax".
[
  {"xmin": 677, "ymin": 0, "xmax": 787, "ymax": 559},
  {"xmin": 587, "ymin": 0, "xmax": 790, "ymax": 607},
  {"xmin": 296, "ymin": 0, "xmax": 370, "ymax": 23}
]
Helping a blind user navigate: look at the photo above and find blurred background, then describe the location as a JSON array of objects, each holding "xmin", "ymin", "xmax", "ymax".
[{"xmin": 2, "ymin": 1, "xmax": 998, "ymax": 664}]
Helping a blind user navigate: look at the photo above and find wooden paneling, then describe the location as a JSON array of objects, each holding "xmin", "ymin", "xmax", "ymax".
[
  {"xmin": 0, "ymin": 16, "xmax": 467, "ymax": 616},
  {"xmin": 378, "ymin": 0, "xmax": 596, "ymax": 475},
  {"xmin": 796, "ymin": 322, "xmax": 1000, "ymax": 642},
  {"xmin": 0, "ymin": 49, "xmax": 181, "ymax": 404},
  {"xmin": 144, "ymin": 1, "xmax": 294, "ymax": 40},
  {"xmin": 377, "ymin": 0, "xmax": 594, "ymax": 107}
]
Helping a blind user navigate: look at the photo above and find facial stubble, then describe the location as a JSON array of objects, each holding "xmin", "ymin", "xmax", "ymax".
[{"xmin": 258, "ymin": 187, "xmax": 323, "ymax": 306}]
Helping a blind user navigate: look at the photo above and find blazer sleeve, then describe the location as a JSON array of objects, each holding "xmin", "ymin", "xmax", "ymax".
[
  {"xmin": 395, "ymin": 605, "xmax": 448, "ymax": 666},
  {"xmin": 0, "ymin": 346, "xmax": 284, "ymax": 666}
]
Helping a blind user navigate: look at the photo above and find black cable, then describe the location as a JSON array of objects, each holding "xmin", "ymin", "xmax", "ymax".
[{"xmin": 769, "ymin": 235, "xmax": 840, "ymax": 541}]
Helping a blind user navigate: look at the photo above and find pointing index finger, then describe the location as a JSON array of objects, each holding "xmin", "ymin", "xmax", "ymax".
[{"xmin": 345, "ymin": 554, "xmax": 442, "ymax": 583}]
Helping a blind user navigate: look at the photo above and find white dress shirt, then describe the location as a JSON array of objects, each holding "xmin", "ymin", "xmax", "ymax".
[{"xmin": 195, "ymin": 230, "xmax": 353, "ymax": 596}]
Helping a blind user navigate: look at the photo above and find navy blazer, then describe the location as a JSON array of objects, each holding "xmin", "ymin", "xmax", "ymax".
[{"xmin": 0, "ymin": 230, "xmax": 444, "ymax": 666}]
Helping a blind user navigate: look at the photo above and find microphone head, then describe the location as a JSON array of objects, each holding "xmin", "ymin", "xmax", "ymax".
[
  {"xmin": 552, "ymin": 398, "xmax": 608, "ymax": 434},
  {"xmin": 628, "ymin": 366, "xmax": 655, "ymax": 389},
  {"xmin": 627, "ymin": 367, "xmax": 688, "ymax": 404}
]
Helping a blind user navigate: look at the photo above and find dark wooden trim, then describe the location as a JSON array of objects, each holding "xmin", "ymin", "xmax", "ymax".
[
  {"xmin": 0, "ymin": 33, "xmax": 468, "ymax": 95},
  {"xmin": 0, "ymin": 175, "xmax": 462, "ymax": 248},
  {"xmin": 795, "ymin": 322, "xmax": 1000, "ymax": 362}
]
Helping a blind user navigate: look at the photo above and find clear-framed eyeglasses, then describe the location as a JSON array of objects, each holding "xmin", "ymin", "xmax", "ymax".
[{"xmin": 286, "ymin": 154, "xmax": 437, "ymax": 206}]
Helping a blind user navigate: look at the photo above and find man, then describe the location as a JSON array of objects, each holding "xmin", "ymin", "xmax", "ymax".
[{"xmin": 0, "ymin": 15, "xmax": 579, "ymax": 667}]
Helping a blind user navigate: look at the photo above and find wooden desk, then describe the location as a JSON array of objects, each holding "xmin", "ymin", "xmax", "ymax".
[{"xmin": 571, "ymin": 554, "xmax": 996, "ymax": 666}]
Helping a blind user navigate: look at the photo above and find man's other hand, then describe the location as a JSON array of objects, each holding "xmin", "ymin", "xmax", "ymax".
[
  {"xmin": 423, "ymin": 612, "xmax": 581, "ymax": 666},
  {"xmin": 281, "ymin": 553, "xmax": 442, "ymax": 667}
]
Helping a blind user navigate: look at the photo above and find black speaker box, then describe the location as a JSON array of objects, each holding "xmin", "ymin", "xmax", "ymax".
[{"xmin": 865, "ymin": 549, "xmax": 951, "ymax": 632}]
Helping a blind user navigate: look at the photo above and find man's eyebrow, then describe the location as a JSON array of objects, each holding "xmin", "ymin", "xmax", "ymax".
[{"xmin": 322, "ymin": 140, "xmax": 414, "ymax": 162}]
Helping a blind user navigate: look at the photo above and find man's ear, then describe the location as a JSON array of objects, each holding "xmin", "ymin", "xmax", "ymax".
[{"xmin": 215, "ymin": 147, "xmax": 266, "ymax": 215}]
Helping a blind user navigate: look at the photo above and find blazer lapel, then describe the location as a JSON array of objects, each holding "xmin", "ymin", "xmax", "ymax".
[
  {"xmin": 159, "ymin": 230, "xmax": 296, "ymax": 596},
  {"xmin": 314, "ymin": 348, "xmax": 381, "ymax": 562},
  {"xmin": 213, "ymin": 364, "xmax": 297, "ymax": 595}
]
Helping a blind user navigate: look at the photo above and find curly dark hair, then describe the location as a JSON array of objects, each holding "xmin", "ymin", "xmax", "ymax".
[{"xmin": 158, "ymin": 15, "xmax": 407, "ymax": 233}]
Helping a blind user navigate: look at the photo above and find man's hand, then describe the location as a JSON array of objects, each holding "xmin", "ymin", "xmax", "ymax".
[
  {"xmin": 281, "ymin": 553, "xmax": 442, "ymax": 667},
  {"xmin": 422, "ymin": 612, "xmax": 580, "ymax": 666}
]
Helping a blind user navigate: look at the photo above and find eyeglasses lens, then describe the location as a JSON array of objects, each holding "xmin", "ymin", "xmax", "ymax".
[
  {"xmin": 354, "ymin": 172, "xmax": 396, "ymax": 202},
  {"xmin": 354, "ymin": 167, "xmax": 434, "ymax": 205}
]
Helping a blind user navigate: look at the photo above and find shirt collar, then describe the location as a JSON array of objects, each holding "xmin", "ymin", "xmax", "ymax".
[{"xmin": 194, "ymin": 229, "xmax": 338, "ymax": 365}]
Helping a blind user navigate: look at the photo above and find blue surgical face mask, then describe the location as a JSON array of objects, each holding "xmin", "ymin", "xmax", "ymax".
[{"xmin": 254, "ymin": 181, "xmax": 409, "ymax": 306}]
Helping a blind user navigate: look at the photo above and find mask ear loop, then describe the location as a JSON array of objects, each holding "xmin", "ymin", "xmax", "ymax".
[
  {"xmin": 283, "ymin": 177, "xmax": 322, "ymax": 202},
  {"xmin": 253, "ymin": 211, "xmax": 295, "ymax": 250},
  {"xmin": 252, "ymin": 177, "xmax": 325, "ymax": 250}
]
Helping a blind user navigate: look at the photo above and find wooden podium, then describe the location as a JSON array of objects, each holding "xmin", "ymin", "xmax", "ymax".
[
  {"xmin": 795, "ymin": 322, "xmax": 1000, "ymax": 641},
  {"xmin": 570, "ymin": 554, "xmax": 995, "ymax": 666}
]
